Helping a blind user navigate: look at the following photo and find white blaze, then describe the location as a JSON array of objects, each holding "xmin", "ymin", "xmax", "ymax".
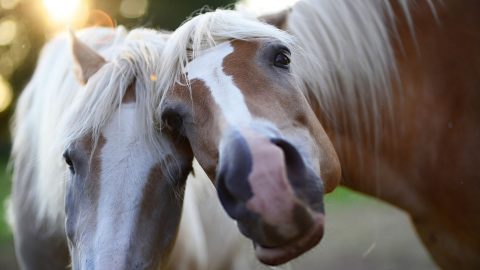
[
  {"xmin": 94, "ymin": 104, "xmax": 157, "ymax": 259},
  {"xmin": 186, "ymin": 42, "xmax": 252, "ymax": 127}
]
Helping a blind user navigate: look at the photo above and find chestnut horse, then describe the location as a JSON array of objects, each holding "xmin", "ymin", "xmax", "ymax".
[
  {"xmin": 158, "ymin": 10, "xmax": 340, "ymax": 266},
  {"xmin": 7, "ymin": 27, "xmax": 197, "ymax": 269},
  {"xmin": 158, "ymin": 0, "xmax": 480, "ymax": 268},
  {"xmin": 266, "ymin": 0, "xmax": 480, "ymax": 268}
]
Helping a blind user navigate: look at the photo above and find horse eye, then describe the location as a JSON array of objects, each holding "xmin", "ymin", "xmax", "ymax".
[
  {"xmin": 63, "ymin": 151, "xmax": 75, "ymax": 174},
  {"xmin": 162, "ymin": 110, "xmax": 183, "ymax": 132},
  {"xmin": 274, "ymin": 51, "xmax": 291, "ymax": 69}
]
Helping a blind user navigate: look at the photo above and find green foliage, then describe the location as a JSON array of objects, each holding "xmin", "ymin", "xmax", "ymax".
[
  {"xmin": 325, "ymin": 186, "xmax": 377, "ymax": 206},
  {"xmin": 145, "ymin": 0, "xmax": 236, "ymax": 30},
  {"xmin": 0, "ymin": 159, "xmax": 12, "ymax": 243}
]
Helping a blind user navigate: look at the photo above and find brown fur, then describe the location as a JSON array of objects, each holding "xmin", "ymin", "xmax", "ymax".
[
  {"xmin": 65, "ymin": 133, "xmax": 106, "ymax": 250},
  {"xmin": 164, "ymin": 38, "xmax": 341, "ymax": 264},
  {"xmin": 388, "ymin": 1, "xmax": 480, "ymax": 267},
  {"xmin": 259, "ymin": 9, "xmax": 291, "ymax": 30},
  {"xmin": 122, "ymin": 81, "xmax": 136, "ymax": 104},
  {"xmin": 223, "ymin": 40, "xmax": 341, "ymax": 191},
  {"xmin": 79, "ymin": 133, "xmax": 106, "ymax": 212},
  {"xmin": 300, "ymin": 1, "xmax": 480, "ymax": 268},
  {"xmin": 137, "ymin": 163, "xmax": 185, "ymax": 268},
  {"xmin": 167, "ymin": 80, "xmax": 222, "ymax": 179}
]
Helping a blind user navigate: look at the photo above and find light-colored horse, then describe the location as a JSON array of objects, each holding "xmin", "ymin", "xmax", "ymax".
[
  {"xmin": 7, "ymin": 26, "xmax": 197, "ymax": 270},
  {"xmin": 6, "ymin": 23, "xmax": 277, "ymax": 270},
  {"xmin": 156, "ymin": 0, "xmax": 480, "ymax": 268}
]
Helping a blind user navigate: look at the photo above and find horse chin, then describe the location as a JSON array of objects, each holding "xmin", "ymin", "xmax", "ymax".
[{"xmin": 254, "ymin": 214, "xmax": 325, "ymax": 266}]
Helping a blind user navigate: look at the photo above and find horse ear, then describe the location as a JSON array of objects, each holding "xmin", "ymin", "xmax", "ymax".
[
  {"xmin": 259, "ymin": 9, "xmax": 290, "ymax": 30},
  {"xmin": 69, "ymin": 30, "xmax": 106, "ymax": 84}
]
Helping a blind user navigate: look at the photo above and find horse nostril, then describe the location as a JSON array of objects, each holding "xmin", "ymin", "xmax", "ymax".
[
  {"xmin": 216, "ymin": 170, "xmax": 240, "ymax": 218},
  {"xmin": 216, "ymin": 131, "xmax": 254, "ymax": 220},
  {"xmin": 270, "ymin": 138, "xmax": 305, "ymax": 169},
  {"xmin": 271, "ymin": 137, "xmax": 325, "ymax": 213},
  {"xmin": 270, "ymin": 138, "xmax": 306, "ymax": 176}
]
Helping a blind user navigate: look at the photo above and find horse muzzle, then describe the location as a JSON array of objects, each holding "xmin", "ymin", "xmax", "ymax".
[{"xmin": 216, "ymin": 128, "xmax": 325, "ymax": 265}]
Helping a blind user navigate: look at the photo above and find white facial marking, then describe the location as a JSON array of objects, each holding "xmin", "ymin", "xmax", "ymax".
[
  {"xmin": 94, "ymin": 104, "xmax": 157, "ymax": 258},
  {"xmin": 186, "ymin": 42, "xmax": 252, "ymax": 127}
]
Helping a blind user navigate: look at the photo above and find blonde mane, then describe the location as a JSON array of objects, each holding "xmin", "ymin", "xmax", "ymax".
[
  {"xmin": 287, "ymin": 0, "xmax": 437, "ymax": 153},
  {"xmin": 157, "ymin": 8, "xmax": 296, "ymax": 102},
  {"xmin": 62, "ymin": 28, "xmax": 170, "ymax": 158},
  {"xmin": 10, "ymin": 26, "xmax": 171, "ymax": 228}
]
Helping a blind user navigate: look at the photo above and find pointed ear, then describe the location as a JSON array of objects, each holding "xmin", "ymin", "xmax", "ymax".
[
  {"xmin": 69, "ymin": 30, "xmax": 106, "ymax": 84},
  {"xmin": 259, "ymin": 8, "xmax": 291, "ymax": 30}
]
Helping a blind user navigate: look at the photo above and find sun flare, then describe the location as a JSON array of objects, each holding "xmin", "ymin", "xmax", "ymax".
[{"xmin": 43, "ymin": 0, "xmax": 84, "ymax": 25}]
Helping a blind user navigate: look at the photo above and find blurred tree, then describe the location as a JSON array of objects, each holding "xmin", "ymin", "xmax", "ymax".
[
  {"xmin": 146, "ymin": 0, "xmax": 235, "ymax": 30},
  {"xmin": 0, "ymin": 0, "xmax": 235, "ymax": 157}
]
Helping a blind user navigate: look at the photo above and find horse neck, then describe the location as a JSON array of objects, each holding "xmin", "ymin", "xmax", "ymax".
[
  {"xmin": 288, "ymin": 0, "xmax": 399, "ymax": 158},
  {"xmin": 289, "ymin": 0, "xmax": 480, "ymax": 208}
]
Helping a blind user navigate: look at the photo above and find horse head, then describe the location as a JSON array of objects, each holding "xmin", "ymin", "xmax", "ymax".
[
  {"xmin": 158, "ymin": 10, "xmax": 341, "ymax": 265},
  {"xmin": 63, "ymin": 31, "xmax": 193, "ymax": 269}
]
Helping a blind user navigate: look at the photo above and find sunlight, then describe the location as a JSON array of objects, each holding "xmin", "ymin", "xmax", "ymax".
[
  {"xmin": 0, "ymin": 75, "xmax": 13, "ymax": 113},
  {"xmin": 0, "ymin": 0, "xmax": 20, "ymax": 10},
  {"xmin": 119, "ymin": 0, "xmax": 148, "ymax": 19},
  {"xmin": 42, "ymin": 0, "xmax": 86, "ymax": 25}
]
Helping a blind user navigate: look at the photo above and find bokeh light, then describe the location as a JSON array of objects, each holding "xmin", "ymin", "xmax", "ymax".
[
  {"xmin": 87, "ymin": 9, "xmax": 116, "ymax": 28},
  {"xmin": 119, "ymin": 0, "xmax": 148, "ymax": 19},
  {"xmin": 43, "ymin": 0, "xmax": 80, "ymax": 23},
  {"xmin": 0, "ymin": 75, "xmax": 13, "ymax": 113},
  {"xmin": 0, "ymin": 0, "xmax": 20, "ymax": 10},
  {"xmin": 0, "ymin": 19, "xmax": 17, "ymax": 46},
  {"xmin": 42, "ymin": 0, "xmax": 89, "ymax": 28}
]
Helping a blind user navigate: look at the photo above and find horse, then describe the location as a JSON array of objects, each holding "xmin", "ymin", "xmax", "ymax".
[
  {"xmin": 156, "ymin": 0, "xmax": 480, "ymax": 268},
  {"xmin": 6, "ymin": 26, "xmax": 199, "ymax": 269},
  {"xmin": 263, "ymin": 0, "xmax": 480, "ymax": 268},
  {"xmin": 157, "ymin": 9, "xmax": 340, "ymax": 266}
]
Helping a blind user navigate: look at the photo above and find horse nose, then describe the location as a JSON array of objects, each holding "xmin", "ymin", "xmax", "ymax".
[
  {"xmin": 216, "ymin": 131, "xmax": 255, "ymax": 221},
  {"xmin": 216, "ymin": 129, "xmax": 325, "ymax": 249},
  {"xmin": 271, "ymin": 137, "xmax": 325, "ymax": 212},
  {"xmin": 271, "ymin": 137, "xmax": 309, "ymax": 187}
]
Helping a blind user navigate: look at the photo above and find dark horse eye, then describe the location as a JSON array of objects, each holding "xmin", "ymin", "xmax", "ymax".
[
  {"xmin": 162, "ymin": 110, "xmax": 183, "ymax": 132},
  {"xmin": 274, "ymin": 51, "xmax": 291, "ymax": 69},
  {"xmin": 63, "ymin": 151, "xmax": 75, "ymax": 174}
]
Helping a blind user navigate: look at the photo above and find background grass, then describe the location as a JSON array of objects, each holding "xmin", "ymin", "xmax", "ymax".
[
  {"xmin": 0, "ymin": 158, "xmax": 17, "ymax": 270},
  {"xmin": 0, "ymin": 159, "xmax": 12, "ymax": 243}
]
